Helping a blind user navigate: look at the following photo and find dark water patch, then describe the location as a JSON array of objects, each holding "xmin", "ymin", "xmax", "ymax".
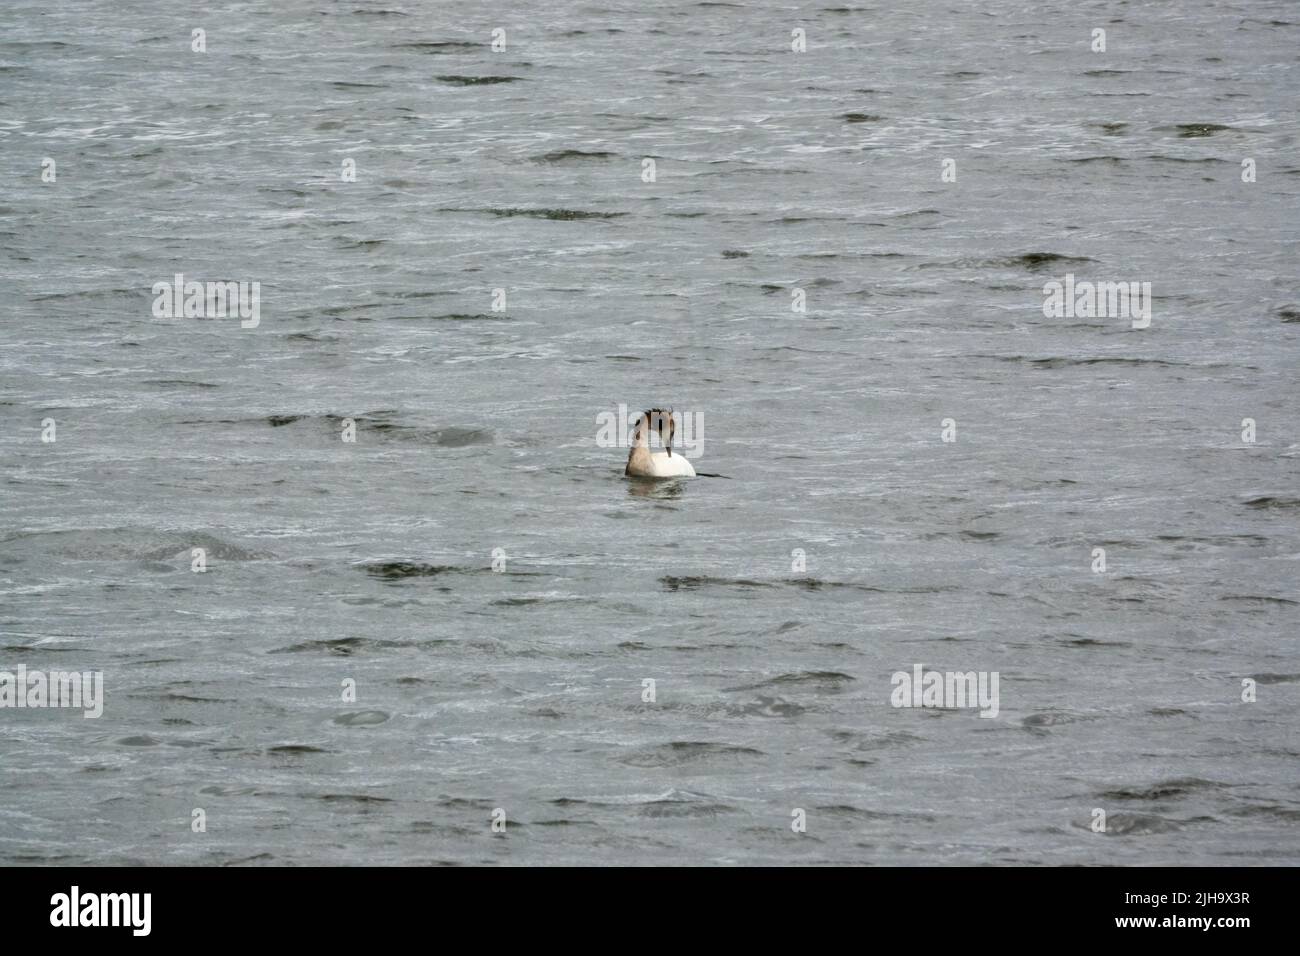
[
  {"xmin": 1149, "ymin": 708, "xmax": 1188, "ymax": 717},
  {"xmin": 1094, "ymin": 812, "xmax": 1186, "ymax": 835},
  {"xmin": 994, "ymin": 252, "xmax": 1097, "ymax": 271},
  {"xmin": 317, "ymin": 793, "xmax": 393, "ymax": 803},
  {"xmin": 525, "ymin": 707, "xmax": 565, "ymax": 718},
  {"xmin": 841, "ymin": 112, "xmax": 884, "ymax": 123},
  {"xmin": 389, "ymin": 290, "xmax": 457, "ymax": 299},
  {"xmin": 619, "ymin": 741, "xmax": 764, "ymax": 767},
  {"xmin": 492, "ymin": 596, "xmax": 594, "ymax": 607},
  {"xmin": 1153, "ymin": 533, "xmax": 1268, "ymax": 547},
  {"xmin": 321, "ymin": 303, "xmax": 382, "ymax": 317},
  {"xmin": 1243, "ymin": 496, "xmax": 1300, "ymax": 510},
  {"xmin": 663, "ymin": 574, "xmax": 943, "ymax": 595},
  {"xmin": 317, "ymin": 414, "xmax": 493, "ymax": 447},
  {"xmin": 134, "ymin": 533, "xmax": 274, "ymax": 562},
  {"xmin": 1099, "ymin": 778, "xmax": 1226, "ymax": 801},
  {"xmin": 435, "ymin": 75, "xmax": 523, "ymax": 85},
  {"xmin": 364, "ymin": 562, "xmax": 460, "ymax": 580},
  {"xmin": 890, "ymin": 208, "xmax": 941, "ymax": 220},
  {"xmin": 199, "ymin": 785, "xmax": 262, "ymax": 797},
  {"xmin": 0, "ymin": 41, "xmax": 78, "ymax": 51},
  {"xmin": 1275, "ymin": 307, "xmax": 1300, "ymax": 323},
  {"xmin": 1066, "ymin": 156, "xmax": 1126, "ymax": 164},
  {"xmin": 440, "ymin": 206, "xmax": 625, "ymax": 220},
  {"xmin": 331, "ymin": 81, "xmax": 387, "ymax": 90},
  {"xmin": 362, "ymin": 560, "xmax": 538, "ymax": 581},
  {"xmin": 31, "ymin": 288, "xmax": 144, "ymax": 302},
  {"xmin": 977, "ymin": 355, "xmax": 1198, "ymax": 370},
  {"xmin": 270, "ymin": 636, "xmax": 406, "ymax": 655},
  {"xmin": 816, "ymin": 804, "xmax": 938, "ymax": 822},
  {"xmin": 428, "ymin": 310, "xmax": 510, "ymax": 322},
  {"xmin": 800, "ymin": 251, "xmax": 906, "ymax": 260},
  {"xmin": 639, "ymin": 799, "xmax": 737, "ymax": 818},
  {"xmin": 1219, "ymin": 595, "xmax": 1297, "ymax": 606},
  {"xmin": 1252, "ymin": 673, "xmax": 1300, "ymax": 685},
  {"xmin": 1093, "ymin": 122, "xmax": 1128, "ymax": 135},
  {"xmin": 531, "ymin": 149, "xmax": 618, "ymax": 162},
  {"xmin": 530, "ymin": 818, "xmax": 597, "ymax": 827},
  {"xmin": 656, "ymin": 67, "xmax": 717, "ymax": 80},
  {"xmin": 788, "ymin": 576, "xmax": 869, "ymax": 591},
  {"xmin": 128, "ymin": 689, "xmax": 232, "ymax": 703},
  {"xmin": 333, "ymin": 710, "xmax": 391, "ymax": 727},
  {"xmin": 730, "ymin": 671, "xmax": 855, "ymax": 692},
  {"xmin": 387, "ymin": 312, "xmax": 509, "ymax": 321},
  {"xmin": 267, "ymin": 745, "xmax": 331, "ymax": 755},
  {"xmin": 435, "ymin": 796, "xmax": 496, "ymax": 810},
  {"xmin": 1143, "ymin": 154, "xmax": 1228, "ymax": 164},
  {"xmin": 266, "ymin": 414, "xmax": 304, "ymax": 427},
  {"xmin": 393, "ymin": 41, "xmax": 486, "ymax": 52},
  {"xmin": 1164, "ymin": 123, "xmax": 1233, "ymax": 137},
  {"xmin": 142, "ymin": 379, "xmax": 220, "ymax": 389},
  {"xmin": 1061, "ymin": 637, "xmax": 1130, "ymax": 648},
  {"xmin": 721, "ymin": 249, "xmax": 750, "ymax": 258},
  {"xmin": 1021, "ymin": 711, "xmax": 1090, "ymax": 732},
  {"xmin": 827, "ymin": 729, "xmax": 924, "ymax": 751},
  {"xmin": 660, "ymin": 575, "xmax": 775, "ymax": 591},
  {"xmin": 1227, "ymin": 804, "xmax": 1300, "ymax": 822},
  {"xmin": 731, "ymin": 696, "xmax": 805, "ymax": 718},
  {"xmin": 435, "ymin": 425, "xmax": 493, "ymax": 446}
]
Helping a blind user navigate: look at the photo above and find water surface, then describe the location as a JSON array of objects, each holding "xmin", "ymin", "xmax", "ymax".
[{"xmin": 1, "ymin": 0, "xmax": 1298, "ymax": 865}]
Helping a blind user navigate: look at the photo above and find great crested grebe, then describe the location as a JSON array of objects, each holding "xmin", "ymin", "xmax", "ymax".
[{"xmin": 625, "ymin": 408, "xmax": 696, "ymax": 479}]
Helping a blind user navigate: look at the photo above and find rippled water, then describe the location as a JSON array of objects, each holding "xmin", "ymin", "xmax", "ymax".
[{"xmin": 2, "ymin": 0, "xmax": 1298, "ymax": 865}]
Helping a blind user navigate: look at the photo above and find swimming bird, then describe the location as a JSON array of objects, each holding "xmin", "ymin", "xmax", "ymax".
[{"xmin": 625, "ymin": 408, "xmax": 696, "ymax": 478}]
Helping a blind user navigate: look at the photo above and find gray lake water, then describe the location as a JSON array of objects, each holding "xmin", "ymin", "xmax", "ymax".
[{"xmin": 1, "ymin": 0, "xmax": 1298, "ymax": 865}]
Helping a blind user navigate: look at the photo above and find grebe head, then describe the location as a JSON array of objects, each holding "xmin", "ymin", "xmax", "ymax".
[
  {"xmin": 643, "ymin": 408, "xmax": 668, "ymax": 450},
  {"xmin": 636, "ymin": 408, "xmax": 677, "ymax": 455}
]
